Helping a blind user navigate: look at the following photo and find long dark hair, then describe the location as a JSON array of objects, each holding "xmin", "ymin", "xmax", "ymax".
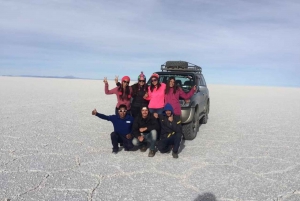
[
  {"xmin": 149, "ymin": 77, "xmax": 161, "ymax": 92},
  {"xmin": 118, "ymin": 84, "xmax": 131, "ymax": 100},
  {"xmin": 165, "ymin": 77, "xmax": 179, "ymax": 94}
]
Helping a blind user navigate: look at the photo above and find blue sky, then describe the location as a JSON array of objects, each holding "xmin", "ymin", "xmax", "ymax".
[{"xmin": 0, "ymin": 0, "xmax": 299, "ymax": 87}]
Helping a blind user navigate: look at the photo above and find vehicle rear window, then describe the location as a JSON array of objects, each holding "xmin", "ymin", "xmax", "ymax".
[{"xmin": 148, "ymin": 74, "xmax": 195, "ymax": 92}]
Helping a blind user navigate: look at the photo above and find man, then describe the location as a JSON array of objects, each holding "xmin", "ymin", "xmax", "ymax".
[
  {"xmin": 154, "ymin": 103, "xmax": 182, "ymax": 158},
  {"xmin": 92, "ymin": 104, "xmax": 134, "ymax": 154},
  {"xmin": 132, "ymin": 106, "xmax": 160, "ymax": 157}
]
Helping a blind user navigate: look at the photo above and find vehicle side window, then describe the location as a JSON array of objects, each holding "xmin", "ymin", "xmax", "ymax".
[{"xmin": 200, "ymin": 75, "xmax": 206, "ymax": 86}]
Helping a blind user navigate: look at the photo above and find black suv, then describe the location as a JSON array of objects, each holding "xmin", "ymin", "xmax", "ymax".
[{"xmin": 150, "ymin": 61, "xmax": 210, "ymax": 140}]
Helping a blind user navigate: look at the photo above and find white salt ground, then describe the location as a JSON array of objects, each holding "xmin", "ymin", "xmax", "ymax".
[{"xmin": 1, "ymin": 76, "xmax": 300, "ymax": 201}]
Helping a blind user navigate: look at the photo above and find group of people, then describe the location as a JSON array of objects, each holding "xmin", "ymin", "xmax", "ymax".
[{"xmin": 92, "ymin": 72, "xmax": 196, "ymax": 158}]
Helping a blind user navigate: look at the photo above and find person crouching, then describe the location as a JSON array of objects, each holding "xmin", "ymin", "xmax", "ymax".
[
  {"xmin": 92, "ymin": 104, "xmax": 134, "ymax": 154},
  {"xmin": 154, "ymin": 103, "xmax": 182, "ymax": 158}
]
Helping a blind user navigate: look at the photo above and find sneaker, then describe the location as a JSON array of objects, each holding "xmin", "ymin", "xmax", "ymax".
[
  {"xmin": 112, "ymin": 150, "xmax": 118, "ymax": 154},
  {"xmin": 140, "ymin": 146, "xmax": 147, "ymax": 152},
  {"xmin": 172, "ymin": 152, "xmax": 178, "ymax": 158},
  {"xmin": 148, "ymin": 150, "xmax": 155, "ymax": 157}
]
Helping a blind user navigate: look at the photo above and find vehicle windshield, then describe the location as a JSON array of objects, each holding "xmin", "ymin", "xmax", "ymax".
[{"xmin": 148, "ymin": 74, "xmax": 195, "ymax": 92}]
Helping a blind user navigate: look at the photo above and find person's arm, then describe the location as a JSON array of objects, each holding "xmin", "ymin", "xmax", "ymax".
[
  {"xmin": 105, "ymin": 84, "xmax": 118, "ymax": 95},
  {"xmin": 178, "ymin": 86, "xmax": 196, "ymax": 99},
  {"xmin": 92, "ymin": 109, "xmax": 111, "ymax": 121},
  {"xmin": 169, "ymin": 115, "xmax": 182, "ymax": 133}
]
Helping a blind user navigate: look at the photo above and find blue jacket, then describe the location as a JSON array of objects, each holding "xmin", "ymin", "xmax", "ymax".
[{"xmin": 96, "ymin": 113, "xmax": 134, "ymax": 135}]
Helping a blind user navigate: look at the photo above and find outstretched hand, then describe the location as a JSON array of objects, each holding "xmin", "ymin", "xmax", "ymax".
[
  {"xmin": 114, "ymin": 75, "xmax": 119, "ymax": 84},
  {"xmin": 193, "ymin": 85, "xmax": 197, "ymax": 91},
  {"xmin": 92, "ymin": 109, "xmax": 97, "ymax": 115},
  {"xmin": 103, "ymin": 77, "xmax": 108, "ymax": 84}
]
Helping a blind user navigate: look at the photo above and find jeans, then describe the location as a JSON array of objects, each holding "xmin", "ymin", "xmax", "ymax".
[
  {"xmin": 149, "ymin": 108, "xmax": 164, "ymax": 115},
  {"xmin": 132, "ymin": 130, "xmax": 157, "ymax": 151},
  {"xmin": 158, "ymin": 132, "xmax": 182, "ymax": 153},
  {"xmin": 111, "ymin": 132, "xmax": 133, "ymax": 152}
]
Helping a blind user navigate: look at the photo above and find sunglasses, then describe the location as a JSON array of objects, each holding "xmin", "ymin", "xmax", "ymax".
[
  {"xmin": 151, "ymin": 79, "xmax": 157, "ymax": 82},
  {"xmin": 138, "ymin": 80, "xmax": 145, "ymax": 83},
  {"xmin": 119, "ymin": 109, "xmax": 127, "ymax": 113},
  {"xmin": 123, "ymin": 81, "xmax": 129, "ymax": 84}
]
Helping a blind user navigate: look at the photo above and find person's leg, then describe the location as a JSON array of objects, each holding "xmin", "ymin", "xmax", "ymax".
[
  {"xmin": 158, "ymin": 138, "xmax": 172, "ymax": 153},
  {"xmin": 119, "ymin": 135, "xmax": 134, "ymax": 151},
  {"xmin": 145, "ymin": 130, "xmax": 157, "ymax": 151},
  {"xmin": 172, "ymin": 132, "xmax": 182, "ymax": 153},
  {"xmin": 133, "ymin": 136, "xmax": 147, "ymax": 152},
  {"xmin": 110, "ymin": 132, "xmax": 120, "ymax": 153},
  {"xmin": 131, "ymin": 106, "xmax": 139, "ymax": 118}
]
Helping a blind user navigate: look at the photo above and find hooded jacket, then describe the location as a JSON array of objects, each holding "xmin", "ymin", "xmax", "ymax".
[
  {"xmin": 132, "ymin": 111, "xmax": 160, "ymax": 138},
  {"xmin": 96, "ymin": 112, "xmax": 134, "ymax": 135},
  {"xmin": 158, "ymin": 103, "xmax": 182, "ymax": 139}
]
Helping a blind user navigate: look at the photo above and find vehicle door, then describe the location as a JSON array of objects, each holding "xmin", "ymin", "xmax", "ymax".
[{"xmin": 198, "ymin": 74, "xmax": 209, "ymax": 114}]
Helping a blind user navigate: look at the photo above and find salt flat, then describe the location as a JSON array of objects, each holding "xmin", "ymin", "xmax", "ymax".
[{"xmin": 1, "ymin": 76, "xmax": 300, "ymax": 201}]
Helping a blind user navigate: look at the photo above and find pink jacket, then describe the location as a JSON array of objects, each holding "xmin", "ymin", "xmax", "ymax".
[
  {"xmin": 145, "ymin": 83, "xmax": 166, "ymax": 109},
  {"xmin": 105, "ymin": 83, "xmax": 132, "ymax": 110},
  {"xmin": 165, "ymin": 87, "xmax": 195, "ymax": 115}
]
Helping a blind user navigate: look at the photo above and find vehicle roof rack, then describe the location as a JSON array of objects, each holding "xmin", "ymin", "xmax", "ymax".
[{"xmin": 161, "ymin": 61, "xmax": 202, "ymax": 73}]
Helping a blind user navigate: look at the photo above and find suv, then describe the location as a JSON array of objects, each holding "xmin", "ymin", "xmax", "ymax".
[{"xmin": 149, "ymin": 61, "xmax": 210, "ymax": 140}]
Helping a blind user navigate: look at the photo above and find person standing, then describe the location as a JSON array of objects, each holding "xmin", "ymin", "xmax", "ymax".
[
  {"xmin": 165, "ymin": 76, "xmax": 196, "ymax": 117},
  {"xmin": 143, "ymin": 73, "xmax": 166, "ymax": 115},
  {"xmin": 104, "ymin": 76, "xmax": 132, "ymax": 115},
  {"xmin": 92, "ymin": 104, "xmax": 134, "ymax": 154}
]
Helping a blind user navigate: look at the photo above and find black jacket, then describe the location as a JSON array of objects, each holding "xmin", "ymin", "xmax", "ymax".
[
  {"xmin": 131, "ymin": 83, "xmax": 149, "ymax": 108},
  {"xmin": 132, "ymin": 113, "xmax": 160, "ymax": 138},
  {"xmin": 158, "ymin": 103, "xmax": 182, "ymax": 139}
]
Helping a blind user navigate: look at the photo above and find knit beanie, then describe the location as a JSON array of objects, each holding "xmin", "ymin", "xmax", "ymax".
[
  {"xmin": 138, "ymin": 71, "xmax": 146, "ymax": 80},
  {"xmin": 151, "ymin": 73, "xmax": 159, "ymax": 79},
  {"xmin": 121, "ymin": 76, "xmax": 130, "ymax": 83}
]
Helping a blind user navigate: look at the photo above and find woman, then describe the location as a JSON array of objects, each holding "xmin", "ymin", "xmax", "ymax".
[
  {"xmin": 165, "ymin": 76, "xmax": 196, "ymax": 117},
  {"xmin": 130, "ymin": 72, "xmax": 149, "ymax": 118},
  {"xmin": 104, "ymin": 75, "xmax": 132, "ymax": 115},
  {"xmin": 144, "ymin": 73, "xmax": 166, "ymax": 114}
]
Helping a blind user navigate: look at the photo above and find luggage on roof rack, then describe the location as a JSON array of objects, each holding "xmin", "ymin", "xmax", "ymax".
[{"xmin": 161, "ymin": 61, "xmax": 202, "ymax": 73}]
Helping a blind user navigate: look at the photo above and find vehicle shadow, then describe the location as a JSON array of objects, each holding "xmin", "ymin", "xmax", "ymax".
[
  {"xmin": 178, "ymin": 138, "xmax": 186, "ymax": 153},
  {"xmin": 194, "ymin": 192, "xmax": 217, "ymax": 201}
]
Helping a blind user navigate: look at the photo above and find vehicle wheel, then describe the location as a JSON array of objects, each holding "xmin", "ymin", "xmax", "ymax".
[
  {"xmin": 200, "ymin": 101, "xmax": 209, "ymax": 124},
  {"xmin": 182, "ymin": 110, "xmax": 199, "ymax": 140}
]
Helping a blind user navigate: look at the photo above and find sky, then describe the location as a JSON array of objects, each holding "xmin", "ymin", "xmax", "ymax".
[{"xmin": 0, "ymin": 0, "xmax": 299, "ymax": 87}]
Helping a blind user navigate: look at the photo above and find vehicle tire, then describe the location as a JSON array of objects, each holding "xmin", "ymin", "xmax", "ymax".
[
  {"xmin": 182, "ymin": 109, "xmax": 199, "ymax": 140},
  {"xmin": 200, "ymin": 101, "xmax": 209, "ymax": 124}
]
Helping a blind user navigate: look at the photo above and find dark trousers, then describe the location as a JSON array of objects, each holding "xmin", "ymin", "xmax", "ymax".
[
  {"xmin": 111, "ymin": 132, "xmax": 133, "ymax": 152},
  {"xmin": 158, "ymin": 133, "xmax": 182, "ymax": 153}
]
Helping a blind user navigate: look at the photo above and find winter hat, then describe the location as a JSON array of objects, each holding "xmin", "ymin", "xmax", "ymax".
[
  {"xmin": 121, "ymin": 76, "xmax": 130, "ymax": 83},
  {"xmin": 138, "ymin": 71, "xmax": 146, "ymax": 80},
  {"xmin": 151, "ymin": 73, "xmax": 159, "ymax": 79}
]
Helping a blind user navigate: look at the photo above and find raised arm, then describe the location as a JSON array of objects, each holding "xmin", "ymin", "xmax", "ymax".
[{"xmin": 178, "ymin": 86, "xmax": 196, "ymax": 99}]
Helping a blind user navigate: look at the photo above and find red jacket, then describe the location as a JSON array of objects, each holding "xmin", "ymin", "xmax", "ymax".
[{"xmin": 105, "ymin": 83, "xmax": 132, "ymax": 110}]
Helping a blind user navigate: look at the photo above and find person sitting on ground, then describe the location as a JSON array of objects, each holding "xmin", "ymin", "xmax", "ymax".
[
  {"xmin": 132, "ymin": 106, "xmax": 160, "ymax": 157},
  {"xmin": 154, "ymin": 103, "xmax": 182, "ymax": 158},
  {"xmin": 104, "ymin": 76, "xmax": 132, "ymax": 115},
  {"xmin": 92, "ymin": 104, "xmax": 134, "ymax": 154}
]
